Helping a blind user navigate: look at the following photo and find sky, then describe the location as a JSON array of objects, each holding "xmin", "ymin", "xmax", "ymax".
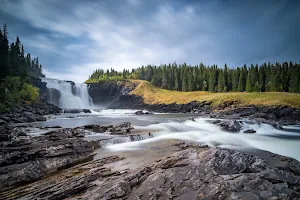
[{"xmin": 0, "ymin": 0, "xmax": 299, "ymax": 82}]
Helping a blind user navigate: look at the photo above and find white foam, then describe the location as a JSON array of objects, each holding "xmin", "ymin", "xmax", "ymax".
[{"xmin": 104, "ymin": 117, "xmax": 300, "ymax": 161}]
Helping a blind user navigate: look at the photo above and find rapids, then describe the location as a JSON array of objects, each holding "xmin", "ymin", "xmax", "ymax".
[{"xmin": 31, "ymin": 110, "xmax": 300, "ymax": 161}]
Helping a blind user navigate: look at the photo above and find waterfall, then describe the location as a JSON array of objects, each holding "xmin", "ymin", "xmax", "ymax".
[{"xmin": 42, "ymin": 78, "xmax": 94, "ymax": 109}]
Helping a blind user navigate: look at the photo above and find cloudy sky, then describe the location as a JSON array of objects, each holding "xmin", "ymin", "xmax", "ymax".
[{"xmin": 0, "ymin": 0, "xmax": 299, "ymax": 82}]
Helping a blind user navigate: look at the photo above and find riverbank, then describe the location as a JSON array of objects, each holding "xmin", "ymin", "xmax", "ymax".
[{"xmin": 0, "ymin": 101, "xmax": 61, "ymax": 124}]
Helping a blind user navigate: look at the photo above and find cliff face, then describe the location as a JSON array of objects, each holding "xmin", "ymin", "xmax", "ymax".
[{"xmin": 88, "ymin": 81, "xmax": 138, "ymax": 108}]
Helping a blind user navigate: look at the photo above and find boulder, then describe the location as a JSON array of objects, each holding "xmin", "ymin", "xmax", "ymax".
[
  {"xmin": 83, "ymin": 109, "xmax": 92, "ymax": 113},
  {"xmin": 135, "ymin": 110, "xmax": 144, "ymax": 115},
  {"xmin": 219, "ymin": 120, "xmax": 242, "ymax": 132},
  {"xmin": 244, "ymin": 129, "xmax": 256, "ymax": 133}
]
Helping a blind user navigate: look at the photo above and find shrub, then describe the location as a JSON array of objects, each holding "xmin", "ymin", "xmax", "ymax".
[
  {"xmin": 0, "ymin": 76, "xmax": 39, "ymax": 113},
  {"xmin": 20, "ymin": 83, "xmax": 39, "ymax": 102}
]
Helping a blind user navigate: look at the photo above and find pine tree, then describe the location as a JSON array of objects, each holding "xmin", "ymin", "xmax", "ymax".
[
  {"xmin": 231, "ymin": 68, "xmax": 239, "ymax": 92},
  {"xmin": 202, "ymin": 80, "xmax": 208, "ymax": 91},
  {"xmin": 161, "ymin": 73, "xmax": 168, "ymax": 89},
  {"xmin": 0, "ymin": 24, "xmax": 9, "ymax": 80},
  {"xmin": 0, "ymin": 28, "xmax": 4, "ymax": 80},
  {"xmin": 187, "ymin": 72, "xmax": 194, "ymax": 91},
  {"xmin": 238, "ymin": 67, "xmax": 246, "ymax": 92},
  {"xmin": 253, "ymin": 81, "xmax": 261, "ymax": 92},
  {"xmin": 87, "ymin": 60, "xmax": 300, "ymax": 94},
  {"xmin": 217, "ymin": 70, "xmax": 225, "ymax": 92},
  {"xmin": 246, "ymin": 68, "xmax": 253, "ymax": 92},
  {"xmin": 289, "ymin": 64, "xmax": 300, "ymax": 93},
  {"xmin": 173, "ymin": 67, "xmax": 178, "ymax": 90},
  {"xmin": 224, "ymin": 64, "xmax": 228, "ymax": 91},
  {"xmin": 259, "ymin": 63, "xmax": 266, "ymax": 92},
  {"xmin": 209, "ymin": 66, "xmax": 217, "ymax": 92},
  {"xmin": 181, "ymin": 64, "xmax": 188, "ymax": 92},
  {"xmin": 270, "ymin": 63, "xmax": 282, "ymax": 92},
  {"xmin": 227, "ymin": 69, "xmax": 232, "ymax": 91},
  {"xmin": 281, "ymin": 62, "xmax": 290, "ymax": 92}
]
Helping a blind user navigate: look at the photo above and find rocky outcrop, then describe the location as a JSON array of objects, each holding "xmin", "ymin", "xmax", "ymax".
[
  {"xmin": 0, "ymin": 125, "xmax": 98, "ymax": 191},
  {"xmin": 88, "ymin": 81, "xmax": 138, "ymax": 107},
  {"xmin": 80, "ymin": 146, "xmax": 300, "ymax": 200},
  {"xmin": 111, "ymin": 95, "xmax": 212, "ymax": 114},
  {"xmin": 4, "ymin": 144, "xmax": 299, "ymax": 199},
  {"xmin": 0, "ymin": 155, "xmax": 124, "ymax": 200},
  {"xmin": 211, "ymin": 105, "xmax": 300, "ymax": 128},
  {"xmin": 211, "ymin": 120, "xmax": 243, "ymax": 132},
  {"xmin": 0, "ymin": 101, "xmax": 61, "ymax": 124}
]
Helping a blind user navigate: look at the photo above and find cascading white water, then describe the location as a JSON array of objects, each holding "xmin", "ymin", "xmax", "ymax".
[
  {"xmin": 103, "ymin": 118, "xmax": 300, "ymax": 161},
  {"xmin": 42, "ymin": 78, "xmax": 94, "ymax": 109}
]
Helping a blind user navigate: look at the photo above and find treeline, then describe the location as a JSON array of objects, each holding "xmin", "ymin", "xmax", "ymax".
[
  {"xmin": 88, "ymin": 62, "xmax": 300, "ymax": 93},
  {"xmin": 0, "ymin": 24, "xmax": 42, "ymax": 112},
  {"xmin": 0, "ymin": 24, "xmax": 44, "ymax": 81}
]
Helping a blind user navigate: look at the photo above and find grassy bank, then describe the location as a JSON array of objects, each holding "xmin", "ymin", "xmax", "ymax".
[{"xmin": 130, "ymin": 80, "xmax": 300, "ymax": 108}]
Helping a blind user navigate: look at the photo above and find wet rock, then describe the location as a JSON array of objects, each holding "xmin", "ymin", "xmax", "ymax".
[
  {"xmin": 0, "ymin": 101, "xmax": 60, "ymax": 124},
  {"xmin": 211, "ymin": 119, "xmax": 221, "ymax": 124},
  {"xmin": 62, "ymin": 109, "xmax": 82, "ymax": 113},
  {"xmin": 191, "ymin": 108, "xmax": 201, "ymax": 113},
  {"xmin": 144, "ymin": 111, "xmax": 153, "ymax": 115},
  {"xmin": 83, "ymin": 122, "xmax": 134, "ymax": 135},
  {"xmin": 135, "ymin": 110, "xmax": 144, "ymax": 115},
  {"xmin": 83, "ymin": 109, "xmax": 91, "ymax": 113},
  {"xmin": 42, "ymin": 125, "xmax": 62, "ymax": 129},
  {"xmin": 177, "ymin": 141, "xmax": 209, "ymax": 149},
  {"xmin": 0, "ymin": 126, "xmax": 98, "ymax": 190},
  {"xmin": 134, "ymin": 110, "xmax": 153, "ymax": 115},
  {"xmin": 218, "ymin": 120, "xmax": 242, "ymax": 132},
  {"xmin": 254, "ymin": 118, "xmax": 283, "ymax": 129},
  {"xmin": 244, "ymin": 129, "xmax": 256, "ymax": 133}
]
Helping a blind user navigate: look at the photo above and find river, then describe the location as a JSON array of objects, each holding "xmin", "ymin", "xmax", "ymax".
[{"xmin": 29, "ymin": 109, "xmax": 300, "ymax": 162}]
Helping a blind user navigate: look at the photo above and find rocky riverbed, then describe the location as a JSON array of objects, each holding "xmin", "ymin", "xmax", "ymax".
[
  {"xmin": 0, "ymin": 119, "xmax": 300, "ymax": 199},
  {"xmin": 0, "ymin": 99, "xmax": 300, "ymax": 199}
]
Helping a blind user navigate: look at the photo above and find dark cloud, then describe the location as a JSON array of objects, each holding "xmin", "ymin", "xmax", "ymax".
[{"xmin": 0, "ymin": 0, "xmax": 299, "ymax": 82}]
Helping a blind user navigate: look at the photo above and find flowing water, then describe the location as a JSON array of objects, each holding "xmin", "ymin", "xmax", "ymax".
[
  {"xmin": 32, "ymin": 109, "xmax": 300, "ymax": 161},
  {"xmin": 42, "ymin": 78, "xmax": 94, "ymax": 109}
]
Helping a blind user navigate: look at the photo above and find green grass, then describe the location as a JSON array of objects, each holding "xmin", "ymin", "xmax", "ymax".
[{"xmin": 130, "ymin": 80, "xmax": 300, "ymax": 108}]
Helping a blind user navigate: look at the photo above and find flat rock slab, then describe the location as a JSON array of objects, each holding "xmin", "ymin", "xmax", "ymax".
[{"xmin": 1, "ymin": 144, "xmax": 299, "ymax": 200}]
